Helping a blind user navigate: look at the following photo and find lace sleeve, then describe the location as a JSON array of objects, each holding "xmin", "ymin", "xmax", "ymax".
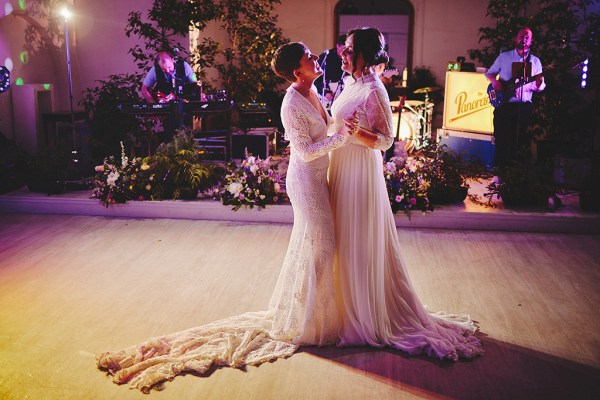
[
  {"xmin": 364, "ymin": 88, "xmax": 394, "ymax": 150},
  {"xmin": 281, "ymin": 105, "xmax": 346, "ymax": 162}
]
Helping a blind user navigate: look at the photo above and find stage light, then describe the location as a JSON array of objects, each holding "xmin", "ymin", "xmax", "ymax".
[
  {"xmin": 446, "ymin": 57, "xmax": 474, "ymax": 72},
  {"xmin": 3, "ymin": 57, "xmax": 13, "ymax": 71},
  {"xmin": 447, "ymin": 61, "xmax": 460, "ymax": 71},
  {"xmin": 581, "ymin": 58, "xmax": 588, "ymax": 89},
  {"xmin": 18, "ymin": 0, "xmax": 25, "ymax": 11},
  {"xmin": 0, "ymin": 66, "xmax": 10, "ymax": 94},
  {"xmin": 60, "ymin": 6, "xmax": 72, "ymax": 20},
  {"xmin": 5, "ymin": 2, "xmax": 14, "ymax": 16},
  {"xmin": 15, "ymin": 77, "xmax": 24, "ymax": 85}
]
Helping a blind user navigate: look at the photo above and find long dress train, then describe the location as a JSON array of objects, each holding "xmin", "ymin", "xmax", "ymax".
[
  {"xmin": 328, "ymin": 73, "xmax": 483, "ymax": 361},
  {"xmin": 97, "ymin": 85, "xmax": 346, "ymax": 392}
]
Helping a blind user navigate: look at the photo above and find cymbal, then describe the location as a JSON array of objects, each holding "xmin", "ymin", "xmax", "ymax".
[{"xmin": 413, "ymin": 86, "xmax": 441, "ymax": 94}]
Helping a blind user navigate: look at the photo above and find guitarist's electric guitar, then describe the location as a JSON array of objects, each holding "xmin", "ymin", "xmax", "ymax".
[
  {"xmin": 155, "ymin": 91, "xmax": 176, "ymax": 103},
  {"xmin": 487, "ymin": 60, "xmax": 585, "ymax": 108},
  {"xmin": 487, "ymin": 73, "xmax": 543, "ymax": 108},
  {"xmin": 381, "ymin": 67, "xmax": 399, "ymax": 79}
]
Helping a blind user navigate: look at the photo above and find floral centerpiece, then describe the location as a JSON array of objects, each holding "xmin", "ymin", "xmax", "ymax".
[
  {"xmin": 383, "ymin": 156, "xmax": 433, "ymax": 215},
  {"xmin": 91, "ymin": 131, "xmax": 215, "ymax": 206},
  {"xmin": 218, "ymin": 154, "xmax": 288, "ymax": 211},
  {"xmin": 91, "ymin": 142, "xmax": 152, "ymax": 207}
]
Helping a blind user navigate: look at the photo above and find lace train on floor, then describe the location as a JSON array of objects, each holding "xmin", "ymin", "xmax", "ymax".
[{"xmin": 97, "ymin": 312, "xmax": 298, "ymax": 393}]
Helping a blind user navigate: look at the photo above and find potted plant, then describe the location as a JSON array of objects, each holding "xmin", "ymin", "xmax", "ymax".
[
  {"xmin": 418, "ymin": 143, "xmax": 483, "ymax": 204},
  {"xmin": 496, "ymin": 157, "xmax": 556, "ymax": 208},
  {"xmin": 148, "ymin": 129, "xmax": 211, "ymax": 200}
]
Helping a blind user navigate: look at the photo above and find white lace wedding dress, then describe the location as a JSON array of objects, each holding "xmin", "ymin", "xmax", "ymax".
[
  {"xmin": 97, "ymin": 85, "xmax": 346, "ymax": 392},
  {"xmin": 328, "ymin": 73, "xmax": 483, "ymax": 361}
]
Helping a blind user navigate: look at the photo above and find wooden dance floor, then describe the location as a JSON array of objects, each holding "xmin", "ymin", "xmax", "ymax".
[{"xmin": 0, "ymin": 213, "xmax": 599, "ymax": 399}]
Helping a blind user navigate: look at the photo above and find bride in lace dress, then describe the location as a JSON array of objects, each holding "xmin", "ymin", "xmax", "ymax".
[
  {"xmin": 329, "ymin": 28, "xmax": 483, "ymax": 361},
  {"xmin": 96, "ymin": 43, "xmax": 348, "ymax": 392}
]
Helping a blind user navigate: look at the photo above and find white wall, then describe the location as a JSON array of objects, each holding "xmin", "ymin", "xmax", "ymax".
[
  {"xmin": 1, "ymin": 0, "xmax": 493, "ymax": 140},
  {"xmin": 275, "ymin": 0, "xmax": 492, "ymax": 85},
  {"xmin": 75, "ymin": 0, "xmax": 155, "ymax": 92}
]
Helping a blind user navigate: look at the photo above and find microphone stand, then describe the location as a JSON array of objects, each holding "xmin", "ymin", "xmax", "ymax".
[
  {"xmin": 515, "ymin": 39, "xmax": 527, "ymax": 153},
  {"xmin": 330, "ymin": 71, "xmax": 346, "ymax": 107},
  {"xmin": 64, "ymin": 15, "xmax": 79, "ymax": 172},
  {"xmin": 320, "ymin": 50, "xmax": 328, "ymax": 100}
]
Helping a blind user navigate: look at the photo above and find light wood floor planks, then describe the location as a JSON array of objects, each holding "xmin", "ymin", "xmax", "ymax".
[{"xmin": 0, "ymin": 214, "xmax": 599, "ymax": 399}]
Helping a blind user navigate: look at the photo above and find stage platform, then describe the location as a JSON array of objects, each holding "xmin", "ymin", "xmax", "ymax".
[{"xmin": 1, "ymin": 179, "xmax": 599, "ymax": 234}]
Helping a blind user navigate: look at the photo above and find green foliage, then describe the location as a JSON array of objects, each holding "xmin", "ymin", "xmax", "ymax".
[
  {"xmin": 125, "ymin": 0, "xmax": 209, "ymax": 71},
  {"xmin": 497, "ymin": 157, "xmax": 556, "ymax": 207},
  {"xmin": 92, "ymin": 133, "xmax": 214, "ymax": 206},
  {"xmin": 417, "ymin": 143, "xmax": 485, "ymax": 193},
  {"xmin": 80, "ymin": 73, "xmax": 146, "ymax": 164},
  {"xmin": 468, "ymin": 0, "xmax": 598, "ymax": 148},
  {"xmin": 126, "ymin": 0, "xmax": 289, "ymax": 102},
  {"xmin": 151, "ymin": 129, "xmax": 211, "ymax": 198}
]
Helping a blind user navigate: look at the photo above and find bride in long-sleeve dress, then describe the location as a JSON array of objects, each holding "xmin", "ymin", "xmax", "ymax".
[
  {"xmin": 96, "ymin": 42, "xmax": 348, "ymax": 392},
  {"xmin": 329, "ymin": 28, "xmax": 483, "ymax": 361}
]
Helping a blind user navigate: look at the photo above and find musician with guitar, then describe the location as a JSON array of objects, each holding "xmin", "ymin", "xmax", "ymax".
[
  {"xmin": 141, "ymin": 51, "xmax": 201, "ymax": 103},
  {"xmin": 485, "ymin": 27, "xmax": 545, "ymax": 178},
  {"xmin": 141, "ymin": 51, "xmax": 204, "ymax": 142}
]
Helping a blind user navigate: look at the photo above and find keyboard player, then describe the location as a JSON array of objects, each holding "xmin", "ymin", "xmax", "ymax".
[{"xmin": 141, "ymin": 50, "xmax": 206, "ymax": 142}]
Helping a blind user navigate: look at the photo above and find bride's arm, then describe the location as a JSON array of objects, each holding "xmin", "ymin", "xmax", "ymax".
[
  {"xmin": 281, "ymin": 105, "xmax": 347, "ymax": 162},
  {"xmin": 351, "ymin": 89, "xmax": 394, "ymax": 150}
]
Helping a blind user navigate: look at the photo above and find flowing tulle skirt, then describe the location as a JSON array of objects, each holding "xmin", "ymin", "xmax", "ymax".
[{"xmin": 329, "ymin": 144, "xmax": 483, "ymax": 361}]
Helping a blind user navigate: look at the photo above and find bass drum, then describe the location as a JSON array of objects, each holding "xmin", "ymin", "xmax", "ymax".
[
  {"xmin": 389, "ymin": 110, "xmax": 421, "ymax": 156},
  {"xmin": 391, "ymin": 110, "xmax": 420, "ymax": 142}
]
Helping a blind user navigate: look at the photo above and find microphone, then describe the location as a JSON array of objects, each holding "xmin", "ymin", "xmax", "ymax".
[{"xmin": 320, "ymin": 50, "xmax": 329, "ymax": 68}]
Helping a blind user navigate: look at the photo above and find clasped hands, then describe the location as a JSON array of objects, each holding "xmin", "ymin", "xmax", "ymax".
[{"xmin": 344, "ymin": 110, "xmax": 360, "ymax": 136}]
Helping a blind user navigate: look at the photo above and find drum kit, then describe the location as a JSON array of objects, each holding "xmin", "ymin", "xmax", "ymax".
[{"xmin": 390, "ymin": 86, "xmax": 440, "ymax": 151}]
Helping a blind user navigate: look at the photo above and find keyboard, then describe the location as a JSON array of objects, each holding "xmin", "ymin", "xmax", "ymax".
[{"xmin": 118, "ymin": 100, "xmax": 234, "ymax": 115}]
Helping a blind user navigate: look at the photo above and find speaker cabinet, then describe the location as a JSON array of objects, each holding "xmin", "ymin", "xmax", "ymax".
[
  {"xmin": 231, "ymin": 128, "xmax": 276, "ymax": 160},
  {"xmin": 238, "ymin": 102, "xmax": 273, "ymax": 129},
  {"xmin": 437, "ymin": 129, "xmax": 495, "ymax": 169}
]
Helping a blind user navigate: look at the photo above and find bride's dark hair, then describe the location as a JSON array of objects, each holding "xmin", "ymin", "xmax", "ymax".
[
  {"xmin": 271, "ymin": 42, "xmax": 307, "ymax": 83},
  {"xmin": 347, "ymin": 27, "xmax": 389, "ymax": 74}
]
